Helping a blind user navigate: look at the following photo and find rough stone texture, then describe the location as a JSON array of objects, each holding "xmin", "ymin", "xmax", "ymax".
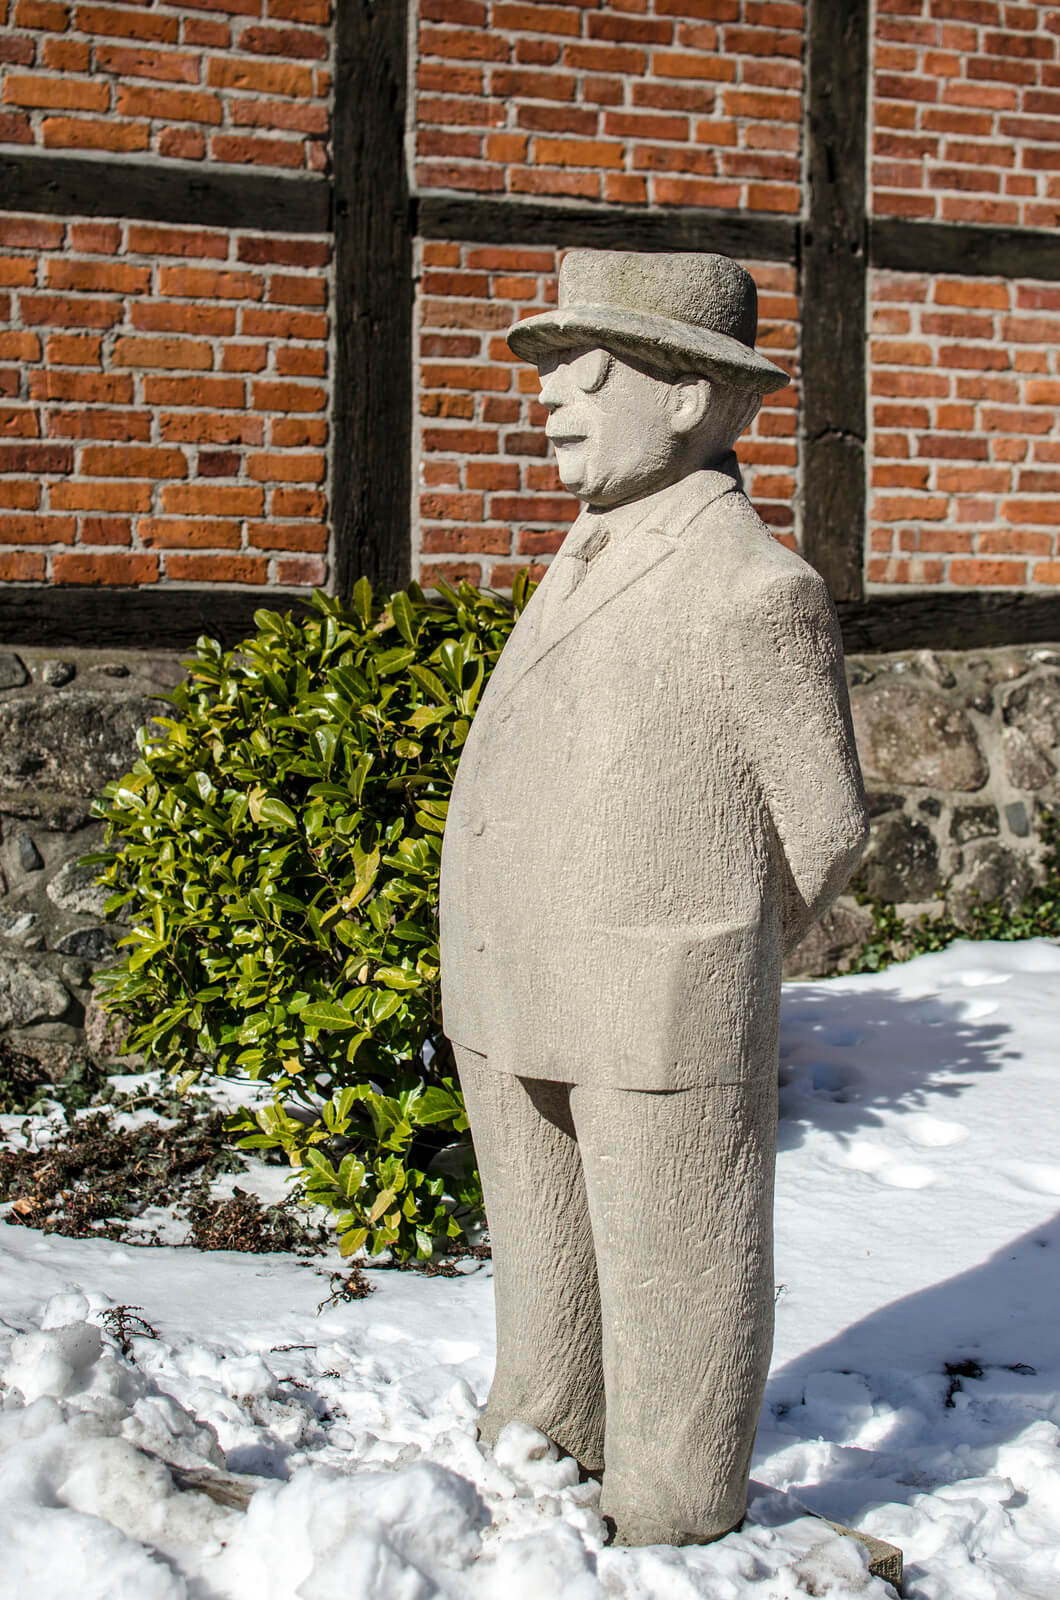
[
  {"xmin": 0, "ymin": 691, "xmax": 158, "ymax": 798},
  {"xmin": 949, "ymin": 842, "xmax": 1034, "ymax": 927},
  {"xmin": 0, "ymin": 955, "xmax": 70, "ymax": 1030},
  {"xmin": 850, "ymin": 685, "xmax": 988, "ymax": 792},
  {"xmin": 0, "ymin": 653, "xmax": 28, "ymax": 691},
  {"xmin": 441, "ymin": 262, "xmax": 868, "ymax": 1549},
  {"xmin": 784, "ymin": 901, "xmax": 874, "ymax": 980},
  {"xmin": 788, "ymin": 648, "xmax": 1060, "ymax": 977},
  {"xmin": 1002, "ymin": 727, "xmax": 1055, "ymax": 792},
  {"xmin": 84, "ymin": 995, "xmax": 134, "ymax": 1067},
  {"xmin": 46, "ymin": 860, "xmax": 111, "ymax": 920},
  {"xmin": 860, "ymin": 815, "xmax": 942, "ymax": 905},
  {"xmin": 0, "ymin": 645, "xmax": 185, "ymax": 1072}
]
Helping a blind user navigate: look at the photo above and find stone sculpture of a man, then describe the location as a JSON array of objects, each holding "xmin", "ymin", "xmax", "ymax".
[{"xmin": 439, "ymin": 250, "xmax": 869, "ymax": 1546}]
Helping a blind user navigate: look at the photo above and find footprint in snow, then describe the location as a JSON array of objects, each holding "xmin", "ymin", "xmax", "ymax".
[
  {"xmin": 901, "ymin": 1114, "xmax": 970, "ymax": 1149},
  {"xmin": 999, "ymin": 1162, "xmax": 1060, "ymax": 1197}
]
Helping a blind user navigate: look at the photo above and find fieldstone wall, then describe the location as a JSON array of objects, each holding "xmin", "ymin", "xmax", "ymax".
[
  {"xmin": 0, "ymin": 640, "xmax": 1057, "ymax": 1076},
  {"xmin": 787, "ymin": 642, "xmax": 1060, "ymax": 977},
  {"xmin": 0, "ymin": 644, "xmax": 184, "ymax": 1077}
]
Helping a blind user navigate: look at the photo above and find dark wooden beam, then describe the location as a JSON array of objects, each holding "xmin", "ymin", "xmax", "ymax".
[
  {"xmin": 871, "ymin": 217, "xmax": 1060, "ymax": 281},
  {"xmin": 0, "ymin": 587, "xmax": 313, "ymax": 651},
  {"xmin": 417, "ymin": 194, "xmax": 798, "ymax": 263},
  {"xmin": 0, "ymin": 150, "xmax": 330, "ymax": 233},
  {"xmin": 330, "ymin": 0, "xmax": 413, "ymax": 600},
  {"xmin": 838, "ymin": 592, "xmax": 1060, "ymax": 654},
  {"xmin": 800, "ymin": 0, "xmax": 870, "ymax": 605}
]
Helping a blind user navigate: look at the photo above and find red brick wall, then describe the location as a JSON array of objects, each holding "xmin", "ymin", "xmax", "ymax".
[
  {"xmin": 414, "ymin": 241, "xmax": 798, "ymax": 589},
  {"xmin": 0, "ymin": 213, "xmax": 330, "ymax": 586},
  {"xmin": 869, "ymin": 268, "xmax": 1060, "ymax": 587},
  {"xmin": 415, "ymin": 0, "xmax": 803, "ymax": 211},
  {"xmin": 0, "ymin": 0, "xmax": 330, "ymax": 169},
  {"xmin": 874, "ymin": 0, "xmax": 1060, "ymax": 230}
]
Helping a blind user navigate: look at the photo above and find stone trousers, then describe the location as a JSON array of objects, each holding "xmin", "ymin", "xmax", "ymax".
[{"xmin": 454, "ymin": 1048, "xmax": 778, "ymax": 1546}]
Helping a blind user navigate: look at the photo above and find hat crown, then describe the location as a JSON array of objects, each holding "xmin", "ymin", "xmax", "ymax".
[{"xmin": 558, "ymin": 249, "xmax": 758, "ymax": 351}]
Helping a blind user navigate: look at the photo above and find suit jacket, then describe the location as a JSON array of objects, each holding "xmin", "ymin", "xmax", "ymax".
[{"xmin": 439, "ymin": 466, "xmax": 868, "ymax": 1091}]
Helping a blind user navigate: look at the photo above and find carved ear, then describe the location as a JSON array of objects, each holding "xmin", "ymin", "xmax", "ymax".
[{"xmin": 669, "ymin": 375, "xmax": 712, "ymax": 435}]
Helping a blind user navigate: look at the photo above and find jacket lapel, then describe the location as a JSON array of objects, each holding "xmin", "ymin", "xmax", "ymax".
[{"xmin": 491, "ymin": 468, "xmax": 741, "ymax": 705}]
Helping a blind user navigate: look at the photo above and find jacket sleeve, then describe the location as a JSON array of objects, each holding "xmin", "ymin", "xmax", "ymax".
[{"xmin": 733, "ymin": 565, "xmax": 869, "ymax": 955}]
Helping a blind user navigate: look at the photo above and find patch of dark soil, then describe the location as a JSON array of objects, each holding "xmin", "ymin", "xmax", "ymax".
[
  {"xmin": 187, "ymin": 1187, "xmax": 327, "ymax": 1255},
  {"xmin": 0, "ymin": 1100, "xmax": 326, "ymax": 1255}
]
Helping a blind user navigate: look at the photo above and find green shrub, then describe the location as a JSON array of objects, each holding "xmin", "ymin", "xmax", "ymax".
[{"xmin": 86, "ymin": 575, "xmax": 534, "ymax": 1260}]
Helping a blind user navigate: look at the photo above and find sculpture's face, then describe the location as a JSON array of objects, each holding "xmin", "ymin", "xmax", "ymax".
[{"xmin": 537, "ymin": 345, "xmax": 690, "ymax": 509}]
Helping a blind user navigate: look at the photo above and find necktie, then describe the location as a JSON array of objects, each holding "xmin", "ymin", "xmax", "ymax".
[{"xmin": 547, "ymin": 515, "xmax": 611, "ymax": 621}]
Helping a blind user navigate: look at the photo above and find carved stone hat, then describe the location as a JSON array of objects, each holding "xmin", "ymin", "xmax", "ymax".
[{"xmin": 507, "ymin": 248, "xmax": 791, "ymax": 395}]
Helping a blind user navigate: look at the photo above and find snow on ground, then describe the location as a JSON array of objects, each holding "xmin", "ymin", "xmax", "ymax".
[{"xmin": 2, "ymin": 939, "xmax": 1060, "ymax": 1598}]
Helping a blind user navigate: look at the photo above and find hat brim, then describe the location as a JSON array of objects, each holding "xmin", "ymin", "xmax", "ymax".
[{"xmin": 507, "ymin": 304, "xmax": 791, "ymax": 395}]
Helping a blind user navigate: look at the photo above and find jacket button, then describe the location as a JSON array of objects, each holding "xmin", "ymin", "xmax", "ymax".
[
  {"xmin": 473, "ymin": 936, "xmax": 486, "ymax": 952},
  {"xmin": 471, "ymin": 817, "xmax": 486, "ymax": 835}
]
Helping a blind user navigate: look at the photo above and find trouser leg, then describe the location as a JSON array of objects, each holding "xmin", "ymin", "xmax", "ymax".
[
  {"xmin": 454, "ymin": 1049, "xmax": 605, "ymax": 1470},
  {"xmin": 570, "ymin": 1075, "xmax": 778, "ymax": 1546}
]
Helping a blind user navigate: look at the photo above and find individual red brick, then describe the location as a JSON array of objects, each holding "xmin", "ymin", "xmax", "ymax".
[
  {"xmin": 246, "ymin": 450, "xmax": 324, "ymax": 482},
  {"xmin": 138, "ymin": 517, "xmax": 244, "ymax": 549},
  {"xmin": 159, "ymin": 128, "xmax": 207, "ymax": 160},
  {"xmin": 142, "ymin": 375, "xmax": 246, "ymax": 408},
  {"xmin": 96, "ymin": 43, "xmax": 200, "ymax": 82},
  {"xmin": 950, "ymin": 558, "xmax": 1028, "ymax": 584},
  {"xmin": 274, "ymin": 348, "xmax": 327, "ymax": 381},
  {"xmin": 0, "ymin": 480, "xmax": 41, "ymax": 508},
  {"xmin": 246, "ymin": 520, "xmax": 326, "ymax": 550},
  {"xmin": 238, "ymin": 236, "xmax": 329, "ymax": 268},
  {"xmin": 0, "ymin": 257, "xmax": 36, "ymax": 288},
  {"xmin": 422, "ymin": 524, "xmax": 510, "ymax": 554},
  {"xmin": 420, "ymin": 560, "xmax": 482, "ymax": 587},
  {"xmin": 271, "ymin": 417, "xmax": 326, "ymax": 447},
  {"xmin": 113, "ymin": 336, "xmax": 213, "ymax": 370},
  {"xmin": 80, "ymin": 445, "xmax": 187, "ymax": 478},
  {"xmin": 211, "ymin": 134, "xmax": 306, "ymax": 168},
  {"xmin": 127, "ymin": 225, "xmax": 229, "ymax": 259},
  {"xmin": 116, "ymin": 86, "xmax": 224, "ymax": 124},
  {"xmin": 275, "ymin": 555, "xmax": 326, "ymax": 585},
  {"xmin": 45, "ymin": 408, "xmax": 151, "ymax": 441},
  {"xmin": 0, "ymin": 513, "xmax": 76, "ymax": 544},
  {"xmin": 46, "ymin": 259, "xmax": 150, "ymax": 294},
  {"xmin": 20, "ymin": 294, "xmax": 123, "ymax": 330},
  {"xmin": 1001, "ymin": 499, "xmax": 1060, "ymax": 524},
  {"xmin": 74, "ymin": 5, "xmax": 178, "ymax": 42},
  {"xmin": 184, "ymin": 16, "xmax": 231, "ymax": 46},
  {"xmin": 159, "ymin": 412, "xmax": 263, "ymax": 445},
  {"xmin": 0, "ymin": 552, "xmax": 46, "ymax": 580},
  {"xmin": 0, "ymin": 216, "xmax": 63, "ymax": 250},
  {"xmin": 270, "ymin": 486, "xmax": 324, "ymax": 517},
  {"xmin": 131, "ymin": 304, "xmax": 236, "ymax": 337},
  {"xmin": 3, "ymin": 73, "xmax": 109, "ymax": 111},
  {"xmin": 42, "ymin": 116, "xmax": 150, "ymax": 151},
  {"xmin": 53, "ymin": 550, "xmax": 160, "ymax": 584},
  {"xmin": 241, "ymin": 308, "xmax": 326, "ymax": 339},
  {"xmin": 207, "ymin": 56, "xmax": 315, "ymax": 96},
  {"xmin": 0, "ymin": 112, "xmax": 33, "ymax": 144},
  {"xmin": 79, "ymin": 516, "xmax": 131, "ymax": 545},
  {"xmin": 221, "ymin": 343, "xmax": 268, "ymax": 373},
  {"xmin": 0, "ymin": 441, "xmax": 71, "ymax": 473},
  {"xmin": 162, "ymin": 483, "xmax": 263, "ymax": 516},
  {"xmin": 31, "ymin": 370, "xmax": 132, "ymax": 404},
  {"xmin": 239, "ymin": 23, "xmax": 328, "ymax": 58},
  {"xmin": 50, "ymin": 480, "xmax": 151, "ymax": 511},
  {"xmin": 12, "ymin": 2, "xmax": 71, "ymax": 30},
  {"xmin": 166, "ymin": 552, "xmax": 268, "ymax": 583},
  {"xmin": 158, "ymin": 266, "xmax": 264, "ymax": 301}
]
